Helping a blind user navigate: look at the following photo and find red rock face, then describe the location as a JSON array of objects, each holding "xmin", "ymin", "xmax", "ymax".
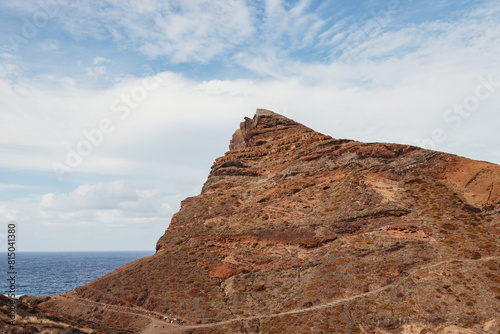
[{"xmin": 7, "ymin": 109, "xmax": 500, "ymax": 333}]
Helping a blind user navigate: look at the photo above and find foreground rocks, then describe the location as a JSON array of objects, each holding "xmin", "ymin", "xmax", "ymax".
[{"xmin": 3, "ymin": 109, "xmax": 499, "ymax": 333}]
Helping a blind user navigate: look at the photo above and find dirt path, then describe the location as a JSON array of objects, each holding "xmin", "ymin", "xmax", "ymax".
[
  {"xmin": 57, "ymin": 256, "xmax": 500, "ymax": 334},
  {"xmin": 143, "ymin": 255, "xmax": 500, "ymax": 333}
]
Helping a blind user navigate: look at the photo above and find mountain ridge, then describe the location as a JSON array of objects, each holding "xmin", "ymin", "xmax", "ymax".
[{"xmin": 2, "ymin": 109, "xmax": 499, "ymax": 333}]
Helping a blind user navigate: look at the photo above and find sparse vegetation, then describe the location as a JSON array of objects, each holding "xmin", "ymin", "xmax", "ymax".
[{"xmin": 9, "ymin": 111, "xmax": 500, "ymax": 333}]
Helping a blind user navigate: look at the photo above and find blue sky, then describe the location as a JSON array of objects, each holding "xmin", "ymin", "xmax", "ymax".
[{"xmin": 1, "ymin": 0, "xmax": 500, "ymax": 251}]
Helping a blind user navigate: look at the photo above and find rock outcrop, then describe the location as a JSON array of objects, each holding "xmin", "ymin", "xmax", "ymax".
[{"xmin": 3, "ymin": 109, "xmax": 500, "ymax": 333}]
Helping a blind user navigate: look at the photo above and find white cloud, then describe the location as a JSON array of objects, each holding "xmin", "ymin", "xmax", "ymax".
[
  {"xmin": 0, "ymin": 0, "xmax": 332, "ymax": 64},
  {"xmin": 0, "ymin": 204, "xmax": 18, "ymax": 221},
  {"xmin": 38, "ymin": 40, "xmax": 59, "ymax": 52},
  {"xmin": 0, "ymin": 53, "xmax": 17, "ymax": 60},
  {"xmin": 46, "ymin": 0, "xmax": 255, "ymax": 63},
  {"xmin": 1, "ymin": 0, "xmax": 500, "ymax": 252},
  {"xmin": 0, "ymin": 184, "xmax": 31, "ymax": 190},
  {"xmin": 38, "ymin": 180, "xmax": 175, "ymax": 226},
  {"xmin": 84, "ymin": 57, "xmax": 112, "ymax": 79},
  {"xmin": 86, "ymin": 65, "xmax": 107, "ymax": 78},
  {"xmin": 260, "ymin": 0, "xmax": 325, "ymax": 48},
  {"xmin": 2, "ymin": 18, "xmax": 500, "ymax": 185},
  {"xmin": 92, "ymin": 57, "xmax": 109, "ymax": 65},
  {"xmin": 0, "ymin": 63, "xmax": 17, "ymax": 78},
  {"xmin": 0, "ymin": 181, "xmax": 181, "ymax": 251}
]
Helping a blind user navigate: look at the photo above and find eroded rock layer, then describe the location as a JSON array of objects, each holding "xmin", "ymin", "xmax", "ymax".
[{"xmin": 5, "ymin": 109, "xmax": 500, "ymax": 333}]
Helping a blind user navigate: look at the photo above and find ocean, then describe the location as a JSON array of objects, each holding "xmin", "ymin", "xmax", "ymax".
[{"xmin": 2, "ymin": 251, "xmax": 154, "ymax": 298}]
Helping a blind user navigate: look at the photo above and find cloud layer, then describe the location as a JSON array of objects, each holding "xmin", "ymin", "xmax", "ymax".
[
  {"xmin": 0, "ymin": 180, "xmax": 179, "ymax": 251},
  {"xmin": 1, "ymin": 0, "xmax": 499, "ymax": 250},
  {"xmin": 39, "ymin": 180, "xmax": 173, "ymax": 226}
]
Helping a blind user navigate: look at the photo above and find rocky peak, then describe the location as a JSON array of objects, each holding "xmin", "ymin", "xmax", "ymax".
[
  {"xmin": 229, "ymin": 109, "xmax": 304, "ymax": 150},
  {"xmin": 11, "ymin": 109, "xmax": 500, "ymax": 334}
]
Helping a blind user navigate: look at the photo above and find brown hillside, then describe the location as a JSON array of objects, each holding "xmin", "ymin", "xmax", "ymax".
[{"xmin": 7, "ymin": 109, "xmax": 500, "ymax": 333}]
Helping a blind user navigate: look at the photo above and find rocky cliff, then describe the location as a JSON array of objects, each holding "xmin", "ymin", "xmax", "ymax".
[{"xmin": 3, "ymin": 109, "xmax": 500, "ymax": 333}]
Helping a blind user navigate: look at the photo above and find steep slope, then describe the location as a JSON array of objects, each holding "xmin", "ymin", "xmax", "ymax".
[
  {"xmin": 0, "ymin": 293, "xmax": 94, "ymax": 333},
  {"xmin": 21, "ymin": 109, "xmax": 500, "ymax": 333}
]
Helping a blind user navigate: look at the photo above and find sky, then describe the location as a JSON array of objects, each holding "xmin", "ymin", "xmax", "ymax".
[{"xmin": 0, "ymin": 0, "xmax": 499, "ymax": 251}]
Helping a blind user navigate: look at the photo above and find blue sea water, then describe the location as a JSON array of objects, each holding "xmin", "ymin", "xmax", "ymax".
[{"xmin": 1, "ymin": 251, "xmax": 154, "ymax": 298}]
